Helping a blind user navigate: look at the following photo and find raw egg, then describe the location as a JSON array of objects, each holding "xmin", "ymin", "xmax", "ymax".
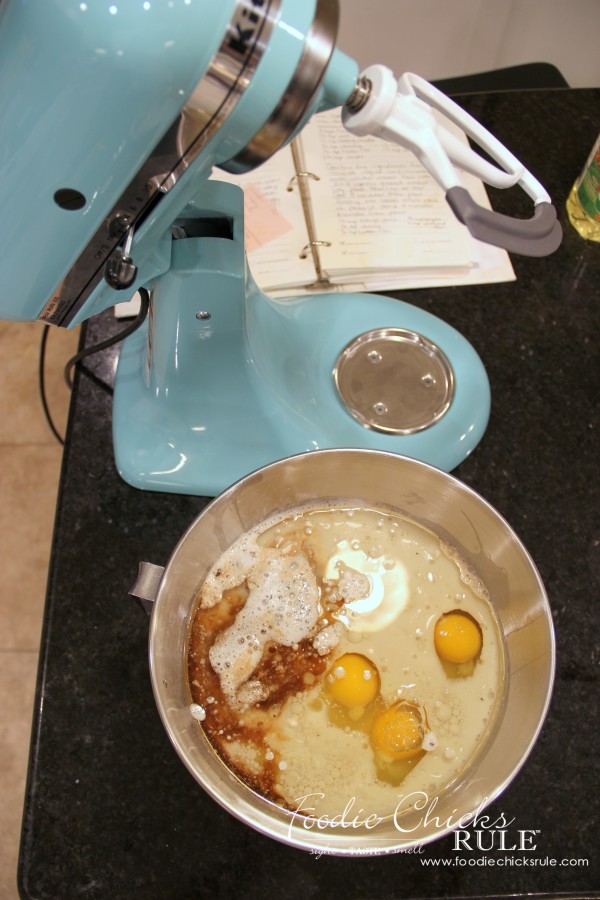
[
  {"xmin": 370, "ymin": 700, "xmax": 425, "ymax": 761},
  {"xmin": 327, "ymin": 652, "xmax": 380, "ymax": 708},
  {"xmin": 434, "ymin": 611, "xmax": 482, "ymax": 665}
]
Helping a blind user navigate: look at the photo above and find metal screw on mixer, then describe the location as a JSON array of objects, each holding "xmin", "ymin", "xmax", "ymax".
[{"xmin": 345, "ymin": 76, "xmax": 372, "ymax": 113}]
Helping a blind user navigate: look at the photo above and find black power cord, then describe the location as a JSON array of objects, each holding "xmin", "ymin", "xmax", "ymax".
[
  {"xmin": 39, "ymin": 325, "xmax": 66, "ymax": 446},
  {"xmin": 64, "ymin": 288, "xmax": 150, "ymax": 389},
  {"xmin": 39, "ymin": 288, "xmax": 151, "ymax": 445}
]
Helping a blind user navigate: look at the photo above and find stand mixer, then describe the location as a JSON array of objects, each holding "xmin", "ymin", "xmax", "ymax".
[{"xmin": 0, "ymin": 0, "xmax": 561, "ymax": 495}]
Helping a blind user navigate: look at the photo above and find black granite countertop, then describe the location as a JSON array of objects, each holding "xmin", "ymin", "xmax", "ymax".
[{"xmin": 19, "ymin": 89, "xmax": 600, "ymax": 899}]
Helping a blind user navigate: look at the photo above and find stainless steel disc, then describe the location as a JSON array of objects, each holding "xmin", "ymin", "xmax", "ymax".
[{"xmin": 333, "ymin": 328, "xmax": 455, "ymax": 434}]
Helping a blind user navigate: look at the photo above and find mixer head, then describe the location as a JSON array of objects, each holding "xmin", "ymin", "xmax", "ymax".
[
  {"xmin": 0, "ymin": 1, "xmax": 561, "ymax": 494},
  {"xmin": 0, "ymin": 0, "xmax": 357, "ymax": 329}
]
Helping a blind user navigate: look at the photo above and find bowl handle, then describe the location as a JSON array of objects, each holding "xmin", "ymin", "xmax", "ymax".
[{"xmin": 129, "ymin": 561, "xmax": 164, "ymax": 616}]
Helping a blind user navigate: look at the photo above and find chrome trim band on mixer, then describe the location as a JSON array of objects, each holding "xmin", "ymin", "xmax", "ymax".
[
  {"xmin": 221, "ymin": 0, "xmax": 339, "ymax": 173},
  {"xmin": 171, "ymin": 0, "xmax": 284, "ymax": 188},
  {"xmin": 40, "ymin": 0, "xmax": 280, "ymax": 326}
]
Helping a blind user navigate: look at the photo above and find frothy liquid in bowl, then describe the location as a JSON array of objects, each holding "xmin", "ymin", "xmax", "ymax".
[{"xmin": 187, "ymin": 503, "xmax": 503, "ymax": 822}]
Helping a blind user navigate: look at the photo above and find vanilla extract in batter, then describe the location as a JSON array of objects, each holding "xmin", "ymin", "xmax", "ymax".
[{"xmin": 187, "ymin": 503, "xmax": 503, "ymax": 818}]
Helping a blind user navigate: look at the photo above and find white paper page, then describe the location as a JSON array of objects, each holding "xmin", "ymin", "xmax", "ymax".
[
  {"xmin": 213, "ymin": 106, "xmax": 514, "ymax": 293},
  {"xmin": 299, "ymin": 109, "xmax": 474, "ymax": 274}
]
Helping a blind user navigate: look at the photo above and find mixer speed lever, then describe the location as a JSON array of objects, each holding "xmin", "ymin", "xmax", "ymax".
[{"xmin": 104, "ymin": 224, "xmax": 138, "ymax": 290}]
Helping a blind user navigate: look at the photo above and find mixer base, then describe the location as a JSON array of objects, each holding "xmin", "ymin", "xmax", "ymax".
[{"xmin": 112, "ymin": 280, "xmax": 490, "ymax": 495}]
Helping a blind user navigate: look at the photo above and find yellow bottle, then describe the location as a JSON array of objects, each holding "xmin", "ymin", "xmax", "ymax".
[{"xmin": 566, "ymin": 135, "xmax": 600, "ymax": 241}]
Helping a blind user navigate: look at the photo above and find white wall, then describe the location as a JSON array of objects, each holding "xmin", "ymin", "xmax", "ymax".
[{"xmin": 337, "ymin": 0, "xmax": 600, "ymax": 88}]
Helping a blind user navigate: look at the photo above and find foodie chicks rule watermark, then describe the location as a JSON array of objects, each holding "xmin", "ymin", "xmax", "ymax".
[
  {"xmin": 290, "ymin": 790, "xmax": 515, "ymax": 842},
  {"xmin": 291, "ymin": 790, "xmax": 590, "ymax": 868}
]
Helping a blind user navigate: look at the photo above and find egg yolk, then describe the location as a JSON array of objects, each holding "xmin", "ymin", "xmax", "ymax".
[
  {"xmin": 327, "ymin": 653, "xmax": 380, "ymax": 708},
  {"xmin": 370, "ymin": 701, "xmax": 424, "ymax": 760},
  {"xmin": 434, "ymin": 611, "xmax": 482, "ymax": 665}
]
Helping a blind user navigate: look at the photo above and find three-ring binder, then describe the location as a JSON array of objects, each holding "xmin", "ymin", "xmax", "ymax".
[{"xmin": 287, "ymin": 139, "xmax": 331, "ymax": 289}]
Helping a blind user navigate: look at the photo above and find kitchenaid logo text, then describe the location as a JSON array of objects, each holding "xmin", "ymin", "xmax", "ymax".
[{"xmin": 227, "ymin": 0, "xmax": 268, "ymax": 57}]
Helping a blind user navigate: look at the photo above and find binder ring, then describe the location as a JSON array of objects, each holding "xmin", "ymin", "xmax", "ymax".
[
  {"xmin": 287, "ymin": 171, "xmax": 320, "ymax": 191},
  {"xmin": 300, "ymin": 240, "xmax": 331, "ymax": 259}
]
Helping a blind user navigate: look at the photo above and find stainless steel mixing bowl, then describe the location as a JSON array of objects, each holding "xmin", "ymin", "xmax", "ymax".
[{"xmin": 139, "ymin": 449, "xmax": 554, "ymax": 855}]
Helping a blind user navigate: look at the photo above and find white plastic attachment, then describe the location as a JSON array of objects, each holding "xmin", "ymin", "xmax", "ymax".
[
  {"xmin": 342, "ymin": 66, "xmax": 551, "ymax": 203},
  {"xmin": 342, "ymin": 66, "xmax": 562, "ymax": 257}
]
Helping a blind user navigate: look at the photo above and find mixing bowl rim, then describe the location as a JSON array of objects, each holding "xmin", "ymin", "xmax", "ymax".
[{"xmin": 147, "ymin": 448, "xmax": 556, "ymax": 855}]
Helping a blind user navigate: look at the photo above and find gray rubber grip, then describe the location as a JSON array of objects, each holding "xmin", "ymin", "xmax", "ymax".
[{"xmin": 446, "ymin": 186, "xmax": 562, "ymax": 257}]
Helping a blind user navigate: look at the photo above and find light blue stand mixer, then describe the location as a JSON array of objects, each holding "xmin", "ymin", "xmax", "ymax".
[{"xmin": 0, "ymin": 0, "xmax": 561, "ymax": 495}]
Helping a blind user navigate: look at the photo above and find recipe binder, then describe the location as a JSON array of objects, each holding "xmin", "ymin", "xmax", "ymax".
[
  {"xmin": 117, "ymin": 110, "xmax": 516, "ymax": 319},
  {"xmin": 214, "ymin": 108, "xmax": 515, "ymax": 297}
]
